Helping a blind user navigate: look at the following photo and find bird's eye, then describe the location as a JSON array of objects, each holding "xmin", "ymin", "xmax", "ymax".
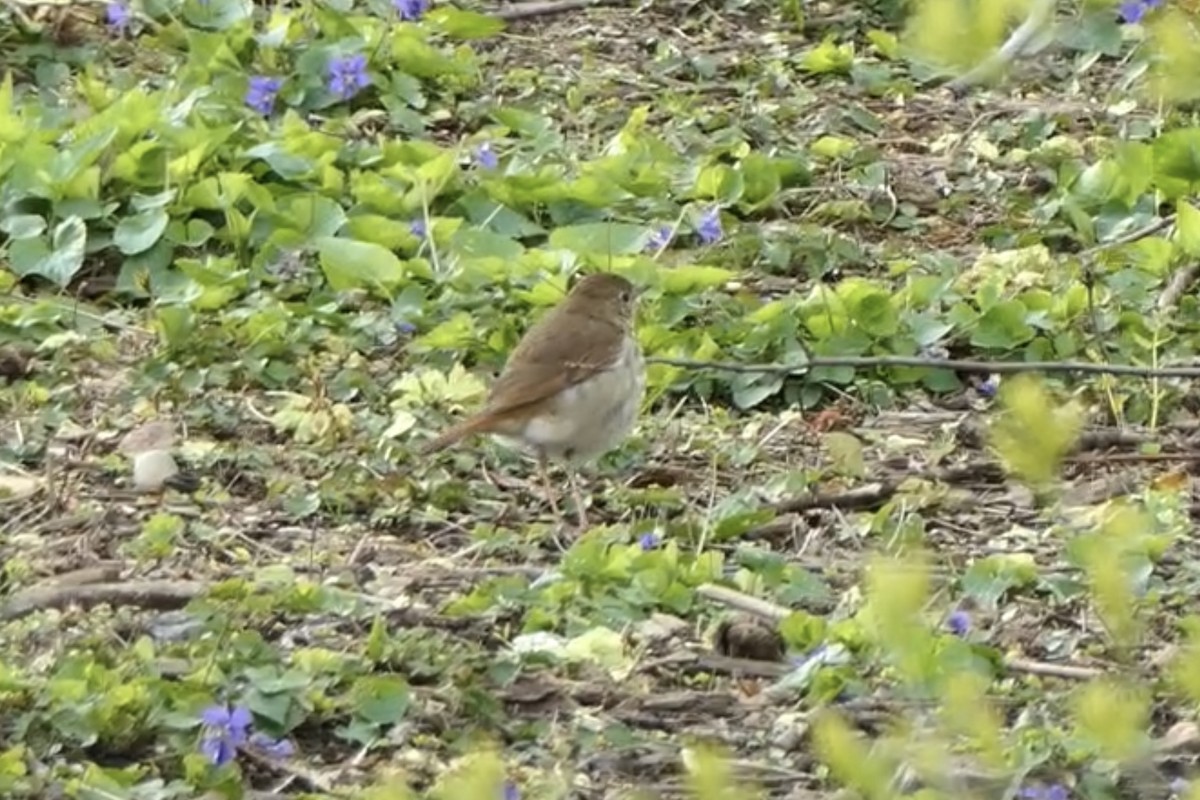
[{"xmin": 620, "ymin": 290, "xmax": 632, "ymax": 303}]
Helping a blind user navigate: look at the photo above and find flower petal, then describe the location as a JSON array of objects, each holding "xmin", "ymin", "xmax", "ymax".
[{"xmin": 200, "ymin": 705, "xmax": 230, "ymax": 727}]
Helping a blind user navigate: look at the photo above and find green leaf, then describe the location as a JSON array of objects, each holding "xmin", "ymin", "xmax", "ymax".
[
  {"xmin": 849, "ymin": 289, "xmax": 898, "ymax": 338},
  {"xmin": 549, "ymin": 223, "xmax": 648, "ymax": 255},
  {"xmin": 693, "ymin": 164, "xmax": 744, "ymax": 204},
  {"xmin": 175, "ymin": 219, "xmax": 215, "ymax": 247},
  {"xmin": 1073, "ymin": 159, "xmax": 1130, "ymax": 207},
  {"xmin": 415, "ymin": 149, "xmax": 461, "ymax": 190},
  {"xmin": 778, "ymin": 611, "xmax": 826, "ymax": 651},
  {"xmin": 1112, "ymin": 142, "xmax": 1154, "ymax": 204},
  {"xmin": 155, "ymin": 306, "xmax": 196, "ymax": 350},
  {"xmin": 130, "ymin": 190, "xmax": 177, "ymax": 212},
  {"xmin": 114, "ymin": 209, "xmax": 170, "ymax": 255},
  {"xmin": 10, "ymin": 217, "xmax": 87, "ymax": 286},
  {"xmin": 7, "ymin": 237, "xmax": 50, "ymax": 277},
  {"xmin": 810, "ymin": 135, "xmax": 857, "ymax": 160},
  {"xmin": 800, "ymin": 36, "xmax": 855, "ymax": 74},
  {"xmin": 448, "ymin": 227, "xmax": 524, "ymax": 260},
  {"xmin": 867, "ymin": 29, "xmax": 899, "ymax": 59},
  {"xmin": 244, "ymin": 142, "xmax": 315, "ymax": 180},
  {"xmin": 1153, "ymin": 129, "xmax": 1200, "ymax": 198},
  {"xmin": 1, "ymin": 214, "xmax": 46, "ymax": 239},
  {"xmin": 1176, "ymin": 201, "xmax": 1200, "ymax": 257},
  {"xmin": 184, "ymin": 0, "xmax": 253, "ymax": 29},
  {"xmin": 352, "ymin": 675, "xmax": 412, "ymax": 726},
  {"xmin": 48, "ymin": 128, "xmax": 118, "ymax": 188},
  {"xmin": 739, "ymin": 153, "xmax": 783, "ymax": 208},
  {"xmin": 414, "ymin": 312, "xmax": 478, "ymax": 350},
  {"xmin": 659, "ymin": 264, "xmax": 734, "ymax": 294},
  {"xmin": 344, "ymin": 215, "xmax": 418, "ymax": 250},
  {"xmin": 276, "ymin": 194, "xmax": 347, "ymax": 242},
  {"xmin": 731, "ymin": 374, "xmax": 783, "ymax": 409},
  {"xmin": 971, "ymin": 300, "xmax": 1034, "ymax": 349},
  {"xmin": 390, "ymin": 30, "xmax": 468, "ymax": 80},
  {"xmin": 961, "ymin": 554, "xmax": 1037, "ymax": 610},
  {"xmin": 430, "ymin": 7, "xmax": 506, "ymax": 38},
  {"xmin": 316, "ymin": 236, "xmax": 407, "ymax": 294}
]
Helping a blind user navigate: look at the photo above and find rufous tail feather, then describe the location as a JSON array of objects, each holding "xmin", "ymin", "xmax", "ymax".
[{"xmin": 419, "ymin": 414, "xmax": 494, "ymax": 455}]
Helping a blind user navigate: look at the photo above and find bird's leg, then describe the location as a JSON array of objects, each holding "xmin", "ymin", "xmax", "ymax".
[
  {"xmin": 536, "ymin": 451, "xmax": 562, "ymax": 519},
  {"xmin": 567, "ymin": 468, "xmax": 588, "ymax": 530}
]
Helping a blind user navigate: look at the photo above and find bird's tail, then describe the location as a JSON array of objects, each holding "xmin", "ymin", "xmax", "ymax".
[{"xmin": 419, "ymin": 414, "xmax": 493, "ymax": 455}]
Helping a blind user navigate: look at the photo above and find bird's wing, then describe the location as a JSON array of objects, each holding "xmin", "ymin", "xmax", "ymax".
[{"xmin": 482, "ymin": 309, "xmax": 624, "ymax": 419}]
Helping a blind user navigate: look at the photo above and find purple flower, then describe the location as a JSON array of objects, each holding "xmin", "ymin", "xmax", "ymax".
[
  {"xmin": 249, "ymin": 731, "xmax": 295, "ymax": 759},
  {"xmin": 946, "ymin": 610, "xmax": 970, "ymax": 637},
  {"xmin": 394, "ymin": 0, "xmax": 429, "ymax": 20},
  {"xmin": 1170, "ymin": 779, "xmax": 1190, "ymax": 797},
  {"xmin": 199, "ymin": 705, "xmax": 252, "ymax": 766},
  {"xmin": 1118, "ymin": 0, "xmax": 1162, "ymax": 23},
  {"xmin": 475, "ymin": 141, "xmax": 498, "ymax": 170},
  {"xmin": 638, "ymin": 532, "xmax": 660, "ymax": 551},
  {"xmin": 245, "ymin": 76, "xmax": 283, "ymax": 115},
  {"xmin": 696, "ymin": 207, "xmax": 722, "ymax": 245},
  {"xmin": 106, "ymin": 1, "xmax": 130, "ymax": 34},
  {"xmin": 1020, "ymin": 785, "xmax": 1068, "ymax": 800},
  {"xmin": 396, "ymin": 320, "xmax": 417, "ymax": 335},
  {"xmin": 328, "ymin": 54, "xmax": 370, "ymax": 101},
  {"xmin": 409, "ymin": 218, "xmax": 427, "ymax": 239},
  {"xmin": 645, "ymin": 225, "xmax": 673, "ymax": 252},
  {"xmin": 502, "ymin": 781, "xmax": 520, "ymax": 800},
  {"xmin": 977, "ymin": 374, "xmax": 1000, "ymax": 399}
]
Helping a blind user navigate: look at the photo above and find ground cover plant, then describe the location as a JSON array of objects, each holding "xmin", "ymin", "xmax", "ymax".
[{"xmin": 3, "ymin": 0, "xmax": 1200, "ymax": 797}]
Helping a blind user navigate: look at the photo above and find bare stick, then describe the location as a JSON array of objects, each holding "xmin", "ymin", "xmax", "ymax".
[
  {"xmin": 1004, "ymin": 657, "xmax": 1102, "ymax": 680},
  {"xmin": 0, "ymin": 580, "xmax": 206, "ymax": 622},
  {"xmin": 646, "ymin": 354, "xmax": 1200, "ymax": 379},
  {"xmin": 696, "ymin": 583, "xmax": 790, "ymax": 622}
]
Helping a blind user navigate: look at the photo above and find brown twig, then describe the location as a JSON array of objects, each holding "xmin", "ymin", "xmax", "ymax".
[
  {"xmin": 43, "ymin": 562, "xmax": 124, "ymax": 587},
  {"xmin": 1158, "ymin": 262, "xmax": 1200, "ymax": 312},
  {"xmin": 1005, "ymin": 657, "xmax": 1103, "ymax": 680},
  {"xmin": 640, "ymin": 650, "xmax": 792, "ymax": 679},
  {"xmin": 0, "ymin": 579, "xmax": 205, "ymax": 622},
  {"xmin": 1066, "ymin": 451, "xmax": 1200, "ymax": 464},
  {"xmin": 1080, "ymin": 215, "xmax": 1176, "ymax": 259},
  {"xmin": 490, "ymin": 0, "xmax": 617, "ymax": 20},
  {"xmin": 696, "ymin": 583, "xmax": 790, "ymax": 621},
  {"xmin": 646, "ymin": 354, "xmax": 1200, "ymax": 379}
]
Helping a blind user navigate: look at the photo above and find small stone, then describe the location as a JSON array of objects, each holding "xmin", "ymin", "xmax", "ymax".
[
  {"xmin": 712, "ymin": 614, "xmax": 785, "ymax": 662},
  {"xmin": 633, "ymin": 613, "xmax": 689, "ymax": 645},
  {"xmin": 768, "ymin": 710, "xmax": 810, "ymax": 751}
]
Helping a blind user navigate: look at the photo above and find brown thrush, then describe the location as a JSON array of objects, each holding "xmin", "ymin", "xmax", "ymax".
[{"xmin": 421, "ymin": 273, "xmax": 645, "ymax": 528}]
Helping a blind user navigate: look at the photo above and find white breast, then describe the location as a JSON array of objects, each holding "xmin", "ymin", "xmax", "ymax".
[{"xmin": 504, "ymin": 335, "xmax": 645, "ymax": 463}]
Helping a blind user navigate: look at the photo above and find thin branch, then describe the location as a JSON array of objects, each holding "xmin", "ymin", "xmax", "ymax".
[
  {"xmin": 0, "ymin": 580, "xmax": 205, "ymax": 622},
  {"xmin": 696, "ymin": 583, "xmax": 790, "ymax": 621},
  {"xmin": 646, "ymin": 354, "xmax": 1200, "ymax": 379},
  {"xmin": 43, "ymin": 563, "xmax": 124, "ymax": 587},
  {"xmin": 1005, "ymin": 657, "xmax": 1102, "ymax": 680},
  {"xmin": 491, "ymin": 0, "xmax": 616, "ymax": 21},
  {"xmin": 1158, "ymin": 261, "xmax": 1199, "ymax": 312},
  {"xmin": 1081, "ymin": 214, "xmax": 1176, "ymax": 259}
]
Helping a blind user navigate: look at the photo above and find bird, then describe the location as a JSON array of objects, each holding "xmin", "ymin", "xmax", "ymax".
[
  {"xmin": 420, "ymin": 272, "xmax": 645, "ymax": 529},
  {"xmin": 118, "ymin": 420, "xmax": 199, "ymax": 493}
]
